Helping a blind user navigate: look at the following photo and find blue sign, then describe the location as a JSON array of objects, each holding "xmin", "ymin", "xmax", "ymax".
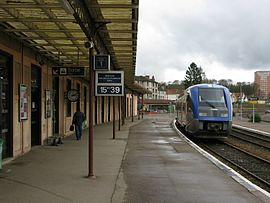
[
  {"xmin": 95, "ymin": 71, "xmax": 124, "ymax": 96},
  {"xmin": 97, "ymin": 73, "xmax": 122, "ymax": 83}
]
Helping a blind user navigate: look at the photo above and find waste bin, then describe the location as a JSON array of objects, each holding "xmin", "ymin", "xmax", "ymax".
[{"xmin": 0, "ymin": 138, "xmax": 3, "ymax": 170}]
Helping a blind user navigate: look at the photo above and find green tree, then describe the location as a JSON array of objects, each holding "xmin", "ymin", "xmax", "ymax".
[
  {"xmin": 203, "ymin": 78, "xmax": 217, "ymax": 84},
  {"xmin": 183, "ymin": 62, "xmax": 204, "ymax": 89},
  {"xmin": 218, "ymin": 79, "xmax": 229, "ymax": 87}
]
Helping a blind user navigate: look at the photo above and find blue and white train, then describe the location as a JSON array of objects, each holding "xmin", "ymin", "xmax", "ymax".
[{"xmin": 177, "ymin": 84, "xmax": 233, "ymax": 138}]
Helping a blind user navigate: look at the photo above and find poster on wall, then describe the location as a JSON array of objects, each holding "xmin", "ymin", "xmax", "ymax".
[
  {"xmin": 45, "ymin": 89, "xmax": 52, "ymax": 118},
  {"xmin": 19, "ymin": 84, "xmax": 28, "ymax": 121}
]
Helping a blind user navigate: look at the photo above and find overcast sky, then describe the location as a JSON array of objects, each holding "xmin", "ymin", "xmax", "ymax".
[{"xmin": 136, "ymin": 0, "xmax": 270, "ymax": 84}]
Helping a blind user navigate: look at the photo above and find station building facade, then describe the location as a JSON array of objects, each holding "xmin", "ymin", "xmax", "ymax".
[{"xmin": 0, "ymin": 31, "xmax": 138, "ymax": 160}]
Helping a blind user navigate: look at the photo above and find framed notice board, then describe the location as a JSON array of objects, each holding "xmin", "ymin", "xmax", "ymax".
[
  {"xmin": 45, "ymin": 89, "xmax": 52, "ymax": 118},
  {"xmin": 19, "ymin": 84, "xmax": 28, "ymax": 121}
]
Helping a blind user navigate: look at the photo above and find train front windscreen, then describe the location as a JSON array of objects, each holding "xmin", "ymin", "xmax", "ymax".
[{"xmin": 198, "ymin": 88, "xmax": 228, "ymax": 117}]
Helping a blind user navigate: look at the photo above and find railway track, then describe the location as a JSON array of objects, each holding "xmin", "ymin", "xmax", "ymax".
[
  {"xmin": 231, "ymin": 127, "xmax": 270, "ymax": 149},
  {"xmin": 199, "ymin": 141, "xmax": 270, "ymax": 192},
  {"xmin": 228, "ymin": 127, "xmax": 270, "ymax": 161}
]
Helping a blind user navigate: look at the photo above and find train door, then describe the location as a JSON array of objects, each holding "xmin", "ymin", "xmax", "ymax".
[
  {"xmin": 52, "ymin": 77, "xmax": 59, "ymax": 135},
  {"xmin": 0, "ymin": 51, "xmax": 13, "ymax": 158},
  {"xmin": 31, "ymin": 64, "xmax": 41, "ymax": 146}
]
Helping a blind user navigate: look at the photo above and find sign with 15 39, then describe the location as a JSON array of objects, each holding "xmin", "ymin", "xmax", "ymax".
[
  {"xmin": 96, "ymin": 85, "xmax": 122, "ymax": 95},
  {"xmin": 95, "ymin": 71, "xmax": 124, "ymax": 96}
]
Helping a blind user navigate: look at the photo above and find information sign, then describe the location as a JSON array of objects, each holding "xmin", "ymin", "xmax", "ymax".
[
  {"xmin": 96, "ymin": 85, "xmax": 123, "ymax": 95},
  {"xmin": 93, "ymin": 55, "xmax": 110, "ymax": 71},
  {"xmin": 95, "ymin": 71, "xmax": 124, "ymax": 96},
  {"xmin": 97, "ymin": 72, "xmax": 122, "ymax": 84},
  {"xmin": 52, "ymin": 67, "xmax": 85, "ymax": 76},
  {"xmin": 19, "ymin": 84, "xmax": 28, "ymax": 121},
  {"xmin": 248, "ymin": 97, "xmax": 258, "ymax": 104}
]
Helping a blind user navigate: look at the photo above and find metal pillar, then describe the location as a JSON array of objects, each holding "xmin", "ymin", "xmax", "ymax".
[
  {"xmin": 121, "ymin": 95, "xmax": 125, "ymax": 125},
  {"xmin": 131, "ymin": 91, "xmax": 134, "ymax": 122},
  {"xmin": 118, "ymin": 96, "xmax": 121, "ymax": 131},
  {"xmin": 141, "ymin": 94, "xmax": 144, "ymax": 119},
  {"xmin": 252, "ymin": 103, "xmax": 255, "ymax": 123},
  {"xmin": 88, "ymin": 47, "xmax": 94, "ymax": 177},
  {"xmin": 138, "ymin": 94, "xmax": 140, "ymax": 120},
  {"xmin": 113, "ymin": 96, "xmax": 115, "ymax": 139}
]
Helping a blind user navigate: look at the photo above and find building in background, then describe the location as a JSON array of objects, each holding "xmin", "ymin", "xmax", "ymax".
[
  {"xmin": 166, "ymin": 84, "xmax": 183, "ymax": 101},
  {"xmin": 135, "ymin": 75, "xmax": 184, "ymax": 112},
  {"xmin": 254, "ymin": 71, "xmax": 270, "ymax": 100},
  {"xmin": 158, "ymin": 83, "xmax": 167, "ymax": 99},
  {"xmin": 135, "ymin": 75, "xmax": 159, "ymax": 99}
]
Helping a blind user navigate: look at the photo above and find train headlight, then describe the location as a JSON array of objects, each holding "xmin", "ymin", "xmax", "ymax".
[
  {"xmin": 199, "ymin": 112, "xmax": 207, "ymax": 116},
  {"xmin": 220, "ymin": 113, "xmax": 228, "ymax": 117}
]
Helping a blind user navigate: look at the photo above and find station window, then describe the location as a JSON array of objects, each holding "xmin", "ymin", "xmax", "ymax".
[{"xmin": 66, "ymin": 79, "xmax": 71, "ymax": 117}]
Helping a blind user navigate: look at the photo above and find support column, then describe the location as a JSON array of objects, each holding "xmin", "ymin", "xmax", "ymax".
[
  {"xmin": 121, "ymin": 94, "xmax": 125, "ymax": 125},
  {"xmin": 113, "ymin": 97, "xmax": 115, "ymax": 139},
  {"xmin": 138, "ymin": 94, "xmax": 140, "ymax": 120},
  {"xmin": 142, "ymin": 94, "xmax": 144, "ymax": 119},
  {"xmin": 118, "ymin": 96, "xmax": 121, "ymax": 131},
  {"xmin": 131, "ymin": 91, "xmax": 134, "ymax": 122},
  {"xmin": 88, "ymin": 47, "xmax": 94, "ymax": 177}
]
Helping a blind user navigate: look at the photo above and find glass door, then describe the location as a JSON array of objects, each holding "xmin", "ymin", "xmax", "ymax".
[{"xmin": 31, "ymin": 64, "xmax": 41, "ymax": 146}]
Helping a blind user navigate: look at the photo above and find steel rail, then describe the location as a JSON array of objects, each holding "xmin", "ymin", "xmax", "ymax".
[
  {"xmin": 201, "ymin": 143, "xmax": 270, "ymax": 190},
  {"xmin": 231, "ymin": 128, "xmax": 270, "ymax": 149},
  {"xmin": 223, "ymin": 141, "xmax": 270, "ymax": 164}
]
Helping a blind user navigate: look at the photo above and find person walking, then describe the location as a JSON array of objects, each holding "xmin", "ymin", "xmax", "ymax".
[{"xmin": 72, "ymin": 107, "xmax": 85, "ymax": 140}]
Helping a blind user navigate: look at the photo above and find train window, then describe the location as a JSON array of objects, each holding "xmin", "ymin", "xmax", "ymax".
[{"xmin": 199, "ymin": 88, "xmax": 226, "ymax": 107}]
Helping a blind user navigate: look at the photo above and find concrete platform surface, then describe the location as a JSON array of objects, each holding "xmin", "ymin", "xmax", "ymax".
[
  {"xmin": 233, "ymin": 115, "xmax": 270, "ymax": 134},
  {"xmin": 113, "ymin": 114, "xmax": 270, "ymax": 203},
  {"xmin": 0, "ymin": 118, "xmax": 141, "ymax": 203},
  {"xmin": 0, "ymin": 114, "xmax": 269, "ymax": 203}
]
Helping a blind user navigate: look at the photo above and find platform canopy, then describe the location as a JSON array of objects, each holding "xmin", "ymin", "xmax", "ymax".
[{"xmin": 0, "ymin": 0, "xmax": 138, "ymax": 87}]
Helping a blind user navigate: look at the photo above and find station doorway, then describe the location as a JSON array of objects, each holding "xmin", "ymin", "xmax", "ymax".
[
  {"xmin": 31, "ymin": 64, "xmax": 41, "ymax": 146},
  {"xmin": 0, "ymin": 50, "xmax": 13, "ymax": 158}
]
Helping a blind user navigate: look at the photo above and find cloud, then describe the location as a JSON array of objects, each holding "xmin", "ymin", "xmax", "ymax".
[{"xmin": 136, "ymin": 0, "xmax": 270, "ymax": 83}]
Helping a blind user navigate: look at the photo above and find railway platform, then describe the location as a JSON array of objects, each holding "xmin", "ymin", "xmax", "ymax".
[
  {"xmin": 0, "ymin": 114, "xmax": 269, "ymax": 202},
  {"xmin": 233, "ymin": 114, "xmax": 270, "ymax": 134}
]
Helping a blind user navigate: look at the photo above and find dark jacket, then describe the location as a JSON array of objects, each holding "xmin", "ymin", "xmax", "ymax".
[{"xmin": 72, "ymin": 111, "xmax": 85, "ymax": 125}]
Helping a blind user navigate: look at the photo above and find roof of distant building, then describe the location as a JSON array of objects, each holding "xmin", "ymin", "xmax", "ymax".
[
  {"xmin": 126, "ymin": 82, "xmax": 152, "ymax": 94},
  {"xmin": 166, "ymin": 88, "xmax": 182, "ymax": 95},
  {"xmin": 135, "ymin": 75, "xmax": 158, "ymax": 83}
]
